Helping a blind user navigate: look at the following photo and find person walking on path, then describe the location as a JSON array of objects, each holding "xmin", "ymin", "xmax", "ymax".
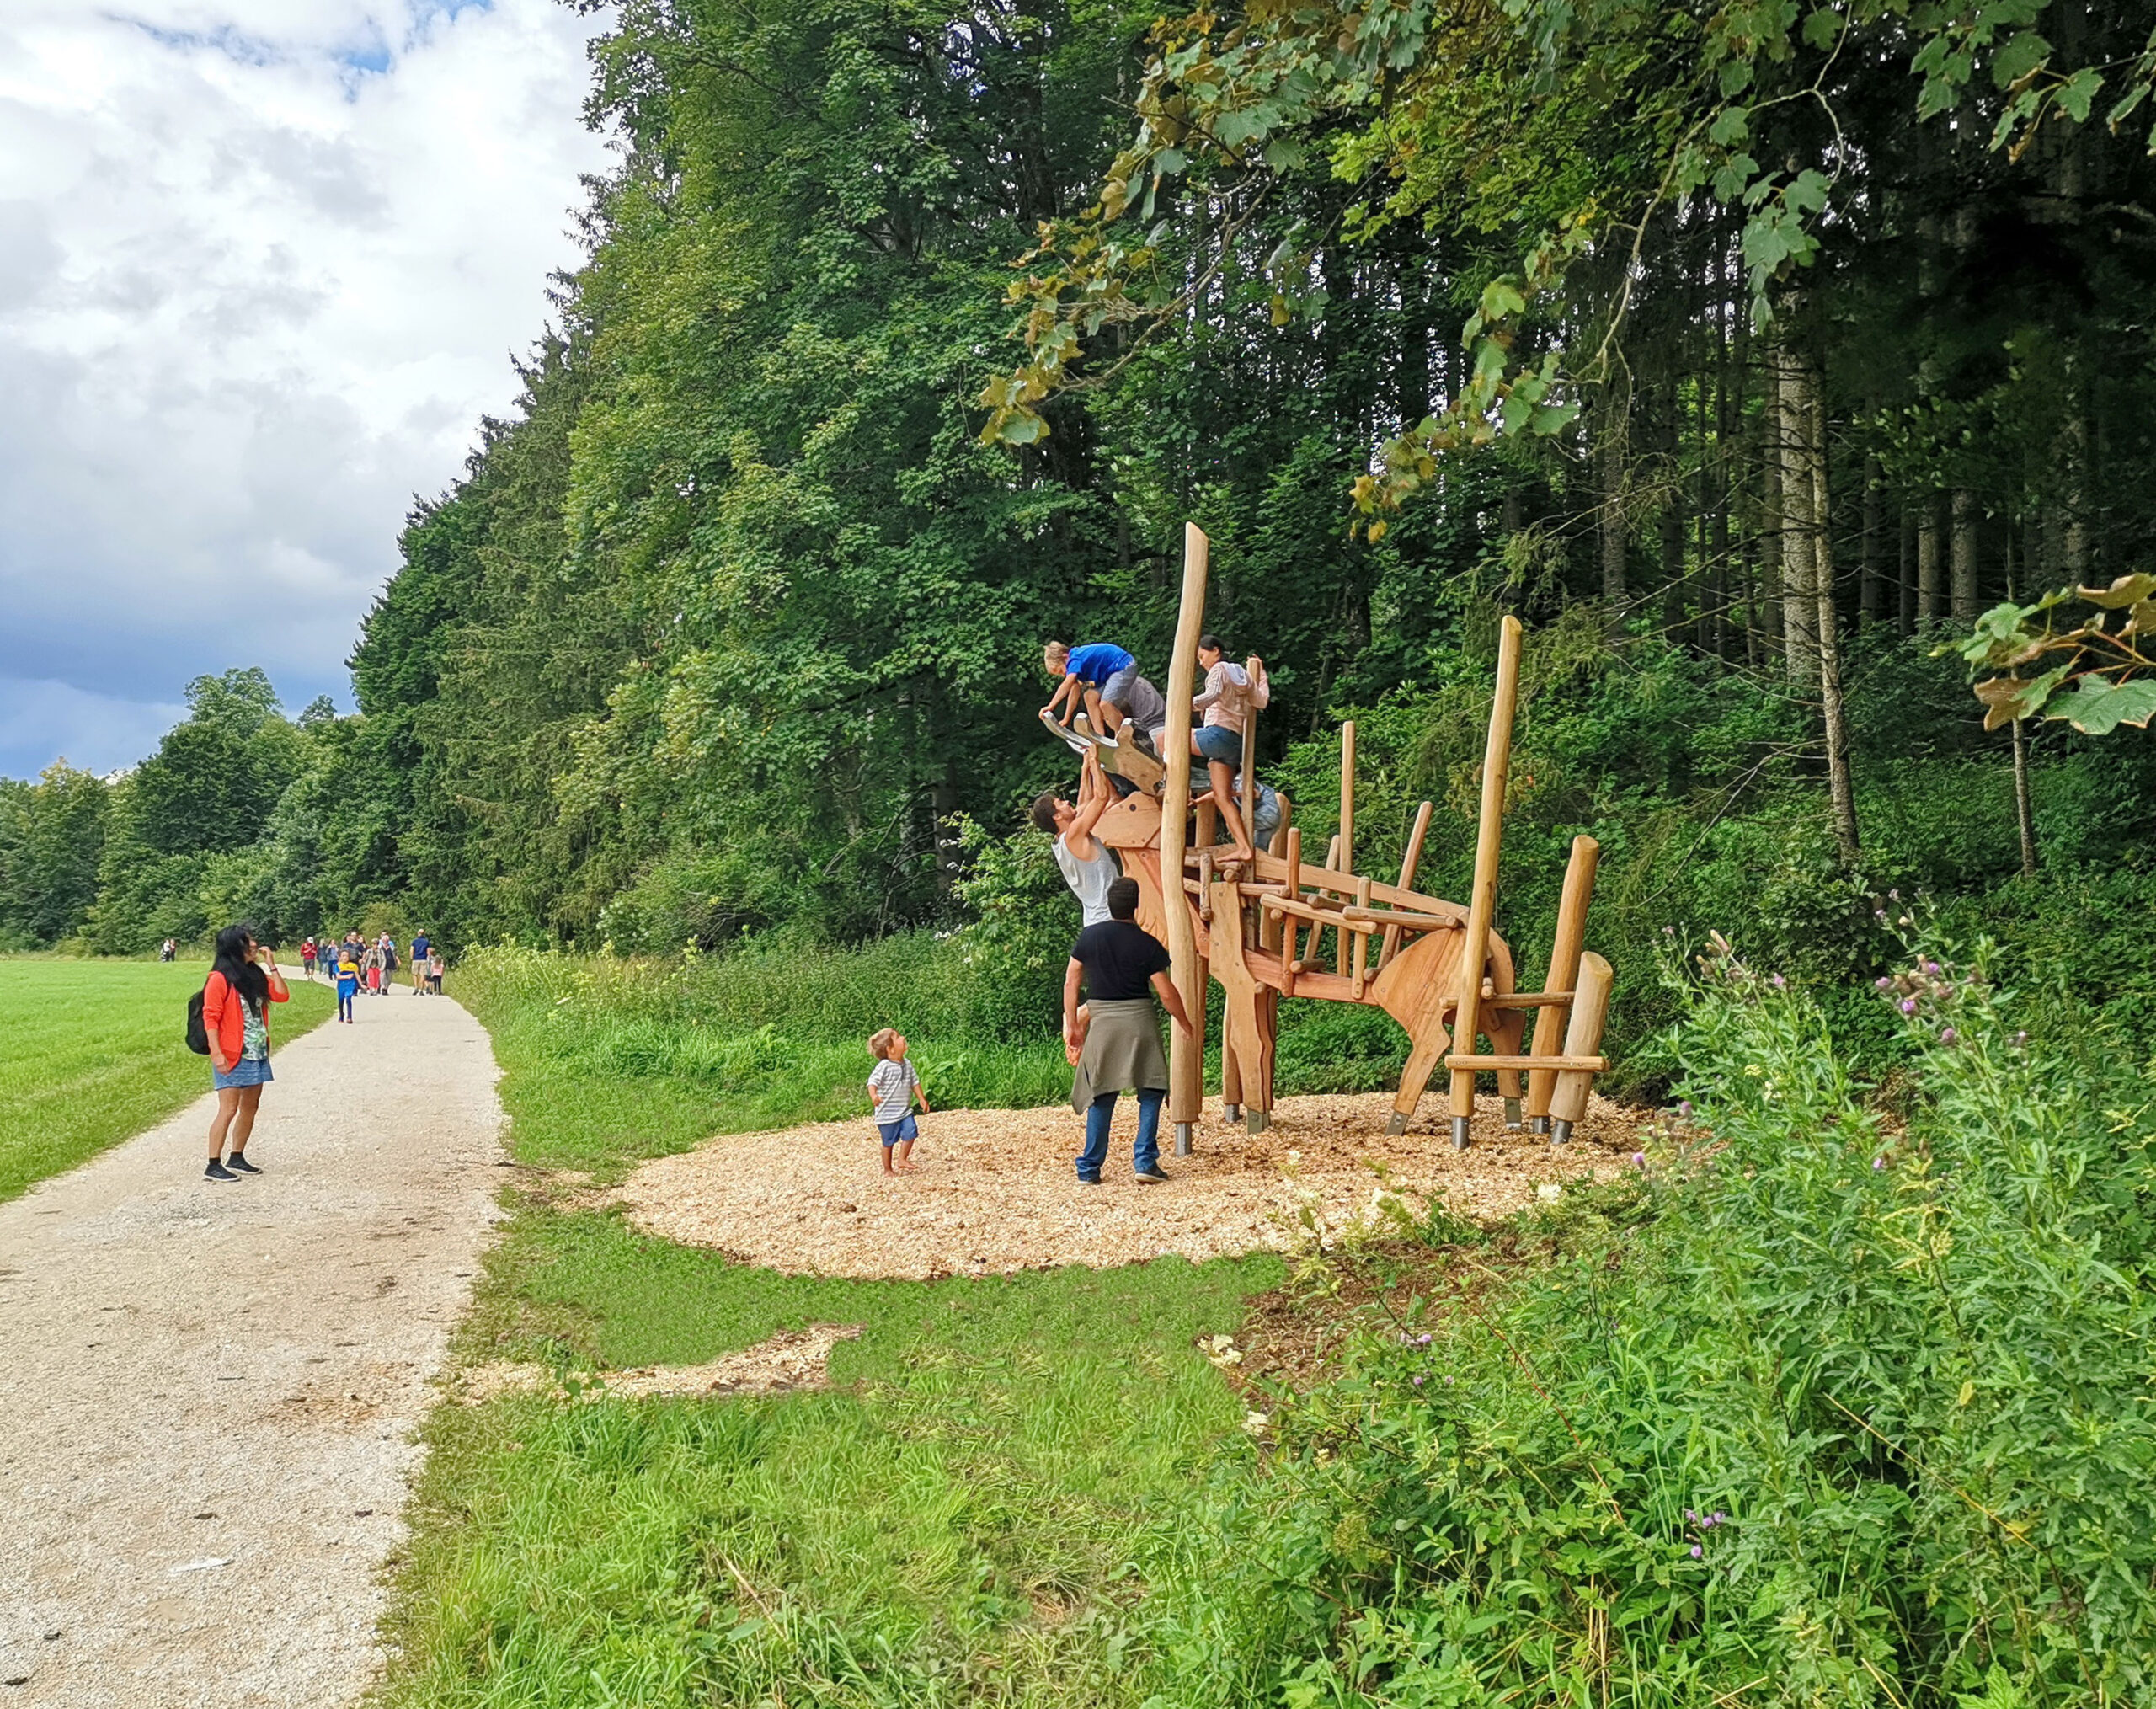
[
  {"xmin": 301, "ymin": 936, "xmax": 318, "ymax": 980},
  {"xmin": 410, "ymin": 928, "xmax": 431, "ymax": 993},
  {"xmin": 865, "ymin": 1028, "xmax": 931, "ymax": 1174},
  {"xmin": 1033, "ymin": 745, "xmax": 1123, "ymax": 926},
  {"xmin": 202, "ymin": 923, "xmax": 289, "ymax": 1181},
  {"xmin": 334, "ymin": 942, "xmax": 360, "ymax": 1023},
  {"xmin": 1062, "ymin": 876, "xmax": 1192, "ymax": 1186},
  {"xmin": 428, "ymin": 948, "xmax": 445, "ymax": 995}
]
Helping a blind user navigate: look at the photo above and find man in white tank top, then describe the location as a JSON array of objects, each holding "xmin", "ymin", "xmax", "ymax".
[{"xmin": 1030, "ymin": 745, "xmax": 1123, "ymax": 925}]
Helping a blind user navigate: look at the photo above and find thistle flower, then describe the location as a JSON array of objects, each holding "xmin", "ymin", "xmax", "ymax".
[
  {"xmin": 1632, "ymin": 1151, "xmax": 1646, "ymax": 1169},
  {"xmin": 1690, "ymin": 1545, "xmax": 1704, "ymax": 1558},
  {"xmin": 1873, "ymin": 1156, "xmax": 1886, "ymax": 1170},
  {"xmin": 1876, "ymin": 976, "xmax": 1892, "ymax": 991},
  {"xmin": 1678, "ymin": 1100, "xmax": 1693, "ymax": 1119},
  {"xmin": 1899, "ymin": 998, "xmax": 1916, "ymax": 1016},
  {"xmin": 1412, "ymin": 1375, "xmax": 1424, "ymax": 1386},
  {"xmin": 1939, "ymin": 1027, "xmax": 1957, "ymax": 1045},
  {"xmin": 1771, "ymin": 973, "xmax": 1785, "ymax": 989}
]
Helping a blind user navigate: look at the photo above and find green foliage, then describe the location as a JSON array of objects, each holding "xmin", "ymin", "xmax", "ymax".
[{"xmin": 1145, "ymin": 932, "xmax": 2156, "ymax": 1703}]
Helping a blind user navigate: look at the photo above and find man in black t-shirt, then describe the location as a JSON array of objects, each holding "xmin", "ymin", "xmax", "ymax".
[{"xmin": 1063, "ymin": 877, "xmax": 1192, "ymax": 1184}]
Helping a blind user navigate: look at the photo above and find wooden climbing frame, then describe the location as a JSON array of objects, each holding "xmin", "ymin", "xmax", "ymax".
[{"xmin": 1051, "ymin": 523, "xmax": 1617, "ymax": 1152}]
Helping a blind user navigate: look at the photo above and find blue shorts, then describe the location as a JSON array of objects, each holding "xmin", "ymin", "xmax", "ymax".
[
  {"xmin": 1193, "ymin": 724, "xmax": 1243, "ymax": 765},
  {"xmin": 214, "ymin": 1057, "xmax": 273, "ymax": 1091},
  {"xmin": 877, "ymin": 1114, "xmax": 919, "ymax": 1146}
]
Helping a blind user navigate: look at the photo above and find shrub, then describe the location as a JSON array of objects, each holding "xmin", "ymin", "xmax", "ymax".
[{"xmin": 1150, "ymin": 928, "xmax": 2156, "ymax": 1705}]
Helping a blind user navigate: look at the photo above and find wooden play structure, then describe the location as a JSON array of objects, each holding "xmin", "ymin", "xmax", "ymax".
[{"xmin": 1054, "ymin": 524, "xmax": 1616, "ymax": 1155}]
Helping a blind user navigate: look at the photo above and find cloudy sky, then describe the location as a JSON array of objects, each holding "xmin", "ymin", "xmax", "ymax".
[{"xmin": 0, "ymin": 1, "xmax": 611, "ymax": 779}]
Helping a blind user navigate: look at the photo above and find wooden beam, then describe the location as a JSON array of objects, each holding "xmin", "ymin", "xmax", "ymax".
[
  {"xmin": 1526, "ymin": 835, "xmax": 1600, "ymax": 1129},
  {"xmin": 1550, "ymin": 952, "xmax": 1614, "ymax": 1145},
  {"xmin": 1162, "ymin": 523, "xmax": 1209, "ymax": 1151},
  {"xmin": 1443, "ymin": 615, "xmax": 1524, "ymax": 1148},
  {"xmin": 1380, "ymin": 801, "xmax": 1434, "ymax": 970},
  {"xmin": 1335, "ymin": 720, "xmax": 1355, "ymax": 973},
  {"xmin": 1444, "ymin": 1054, "xmax": 1608, "ymax": 1072}
]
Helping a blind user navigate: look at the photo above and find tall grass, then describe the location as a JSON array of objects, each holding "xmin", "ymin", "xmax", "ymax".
[{"xmin": 1142, "ymin": 932, "xmax": 2156, "ymax": 1706}]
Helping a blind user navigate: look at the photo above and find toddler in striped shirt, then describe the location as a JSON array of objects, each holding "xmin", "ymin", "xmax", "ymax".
[{"xmin": 866, "ymin": 1028, "xmax": 931, "ymax": 1174}]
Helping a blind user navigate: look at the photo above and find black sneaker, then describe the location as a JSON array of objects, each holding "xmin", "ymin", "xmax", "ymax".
[
  {"xmin": 205, "ymin": 1160, "xmax": 236, "ymax": 1182},
  {"xmin": 1076, "ymin": 1176, "xmax": 1102, "ymax": 1188},
  {"xmin": 1134, "ymin": 1168, "xmax": 1171, "ymax": 1184},
  {"xmin": 225, "ymin": 1154, "xmax": 262, "ymax": 1175}
]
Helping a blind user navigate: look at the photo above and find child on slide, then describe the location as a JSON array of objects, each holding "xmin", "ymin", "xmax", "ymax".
[
  {"xmin": 1041, "ymin": 640, "xmax": 1168, "ymax": 756},
  {"xmin": 866, "ymin": 1028, "xmax": 931, "ymax": 1175}
]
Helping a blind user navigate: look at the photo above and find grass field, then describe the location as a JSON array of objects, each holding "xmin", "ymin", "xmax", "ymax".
[
  {"xmin": 379, "ymin": 947, "xmax": 1283, "ymax": 1707},
  {"xmin": 0, "ymin": 959, "xmax": 337, "ymax": 1201}
]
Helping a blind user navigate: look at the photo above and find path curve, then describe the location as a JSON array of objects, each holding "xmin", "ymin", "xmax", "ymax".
[{"xmin": 0, "ymin": 987, "xmax": 504, "ymax": 1706}]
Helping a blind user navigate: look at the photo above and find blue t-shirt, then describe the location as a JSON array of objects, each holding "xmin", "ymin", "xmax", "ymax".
[
  {"xmin": 1065, "ymin": 643, "xmax": 1134, "ymax": 686},
  {"xmin": 412, "ymin": 935, "xmax": 430, "ymax": 961}
]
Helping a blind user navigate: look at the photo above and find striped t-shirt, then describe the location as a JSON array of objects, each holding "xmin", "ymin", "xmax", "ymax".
[{"xmin": 867, "ymin": 1057, "xmax": 920, "ymax": 1124}]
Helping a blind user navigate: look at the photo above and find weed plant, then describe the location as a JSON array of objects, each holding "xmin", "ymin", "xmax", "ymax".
[{"xmin": 1155, "ymin": 931, "xmax": 2156, "ymax": 1705}]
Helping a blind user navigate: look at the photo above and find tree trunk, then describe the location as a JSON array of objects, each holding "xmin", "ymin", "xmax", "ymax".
[
  {"xmin": 1916, "ymin": 497, "xmax": 1943, "ymax": 621},
  {"xmin": 1898, "ymin": 509, "xmax": 1917, "ymax": 634},
  {"xmin": 1757, "ymin": 366, "xmax": 1782, "ymax": 661},
  {"xmin": 1599, "ymin": 407, "xmax": 1628, "ymax": 610},
  {"xmin": 2010, "ymin": 718, "xmax": 2037, "ymax": 877},
  {"xmin": 1951, "ymin": 488, "xmax": 1980, "ymax": 622},
  {"xmin": 1801, "ymin": 360, "xmax": 1860, "ymax": 861},
  {"xmin": 1775, "ymin": 343, "xmax": 1820, "ymax": 688},
  {"xmin": 1860, "ymin": 455, "xmax": 1884, "ymax": 624}
]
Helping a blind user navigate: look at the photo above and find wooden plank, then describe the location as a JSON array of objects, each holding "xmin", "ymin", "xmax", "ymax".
[
  {"xmin": 1336, "ymin": 720, "xmax": 1356, "ymax": 975},
  {"xmin": 1444, "ymin": 1055, "xmax": 1608, "ymax": 1071},
  {"xmin": 1162, "ymin": 523, "xmax": 1208, "ymax": 1142},
  {"xmin": 1351, "ymin": 875, "xmax": 1372, "ymax": 998},
  {"xmin": 1446, "ymin": 615, "xmax": 1524, "ymax": 1143},
  {"xmin": 1527, "ymin": 835, "xmax": 1600, "ymax": 1122}
]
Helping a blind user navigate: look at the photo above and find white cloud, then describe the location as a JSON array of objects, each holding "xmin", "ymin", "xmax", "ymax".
[{"xmin": 0, "ymin": 0, "xmax": 611, "ymax": 777}]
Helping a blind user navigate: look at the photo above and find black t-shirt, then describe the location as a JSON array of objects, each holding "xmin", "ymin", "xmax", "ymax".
[{"xmin": 1071, "ymin": 920, "xmax": 1171, "ymax": 1001}]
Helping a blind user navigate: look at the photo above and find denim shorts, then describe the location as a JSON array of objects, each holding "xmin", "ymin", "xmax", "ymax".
[
  {"xmin": 1193, "ymin": 724, "xmax": 1243, "ymax": 766},
  {"xmin": 213, "ymin": 1056, "xmax": 274, "ymax": 1091},
  {"xmin": 877, "ymin": 1114, "xmax": 919, "ymax": 1146}
]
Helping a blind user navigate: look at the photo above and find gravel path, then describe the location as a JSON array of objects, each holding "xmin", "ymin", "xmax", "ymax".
[{"xmin": 0, "ymin": 988, "xmax": 504, "ymax": 1706}]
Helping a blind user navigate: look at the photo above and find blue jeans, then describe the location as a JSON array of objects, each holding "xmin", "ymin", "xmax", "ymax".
[{"xmin": 1078, "ymin": 1089, "xmax": 1163, "ymax": 1180}]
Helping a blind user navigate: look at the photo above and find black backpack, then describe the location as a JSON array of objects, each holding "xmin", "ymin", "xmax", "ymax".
[{"xmin": 186, "ymin": 985, "xmax": 211, "ymax": 1055}]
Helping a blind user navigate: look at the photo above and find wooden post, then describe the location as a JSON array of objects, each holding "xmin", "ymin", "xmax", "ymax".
[
  {"xmin": 1379, "ymin": 801, "xmax": 1433, "ymax": 970},
  {"xmin": 1163, "ymin": 523, "xmax": 1209, "ymax": 1156},
  {"xmin": 1239, "ymin": 686, "xmax": 1259, "ymax": 852},
  {"xmin": 1336, "ymin": 721, "xmax": 1356, "ymax": 974},
  {"xmin": 1550, "ymin": 953, "xmax": 1614, "ymax": 1145},
  {"xmin": 1434, "ymin": 615, "xmax": 1524, "ymax": 1147},
  {"xmin": 1280, "ymin": 825, "xmax": 1302, "ymax": 996},
  {"xmin": 1350, "ymin": 876, "xmax": 1373, "ymax": 998},
  {"xmin": 1525, "ymin": 835, "xmax": 1599, "ymax": 1135}
]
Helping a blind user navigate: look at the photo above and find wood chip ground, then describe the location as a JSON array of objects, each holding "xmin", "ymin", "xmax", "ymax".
[
  {"xmin": 615, "ymin": 1092, "xmax": 1643, "ymax": 1280},
  {"xmin": 456, "ymin": 1324, "xmax": 864, "ymax": 1404}
]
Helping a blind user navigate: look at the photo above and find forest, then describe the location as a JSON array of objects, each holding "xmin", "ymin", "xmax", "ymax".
[{"xmin": 5, "ymin": 0, "xmax": 2155, "ymax": 1071}]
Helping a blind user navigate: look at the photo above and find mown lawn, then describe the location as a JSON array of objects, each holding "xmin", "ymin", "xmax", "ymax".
[
  {"xmin": 379, "ymin": 948, "xmax": 1280, "ymax": 1707},
  {"xmin": 0, "ymin": 958, "xmax": 336, "ymax": 1201}
]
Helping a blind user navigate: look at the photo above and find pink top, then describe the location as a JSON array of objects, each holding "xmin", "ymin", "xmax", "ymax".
[{"xmin": 1193, "ymin": 659, "xmax": 1270, "ymax": 734}]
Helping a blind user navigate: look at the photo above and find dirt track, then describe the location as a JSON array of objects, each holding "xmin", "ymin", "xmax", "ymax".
[{"xmin": 0, "ymin": 986, "xmax": 504, "ymax": 1707}]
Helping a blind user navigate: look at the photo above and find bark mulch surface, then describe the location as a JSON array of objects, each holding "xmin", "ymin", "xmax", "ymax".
[{"xmin": 613, "ymin": 1091, "xmax": 1643, "ymax": 1280}]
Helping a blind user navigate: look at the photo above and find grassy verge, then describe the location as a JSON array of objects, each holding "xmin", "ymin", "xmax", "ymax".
[
  {"xmin": 0, "ymin": 958, "xmax": 336, "ymax": 1200},
  {"xmin": 378, "ymin": 946, "xmax": 1282, "ymax": 1706}
]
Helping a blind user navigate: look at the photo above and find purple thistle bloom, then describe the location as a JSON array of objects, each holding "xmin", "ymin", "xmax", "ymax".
[
  {"xmin": 1873, "ymin": 1156, "xmax": 1886, "ymax": 1171},
  {"xmin": 1712, "ymin": 1512, "xmax": 1728, "ymax": 1525},
  {"xmin": 1899, "ymin": 997, "xmax": 1917, "ymax": 1016},
  {"xmin": 1678, "ymin": 1101, "xmax": 1693, "ymax": 1119},
  {"xmin": 1412, "ymin": 1375, "xmax": 1424, "ymax": 1386},
  {"xmin": 1632, "ymin": 1151, "xmax": 1646, "ymax": 1169},
  {"xmin": 1685, "ymin": 1509, "xmax": 1698, "ymax": 1524},
  {"xmin": 1876, "ymin": 976, "xmax": 1892, "ymax": 991},
  {"xmin": 1771, "ymin": 973, "xmax": 1785, "ymax": 989},
  {"xmin": 1417, "ymin": 1332, "xmax": 1432, "ymax": 1345},
  {"xmin": 1690, "ymin": 1544, "xmax": 1704, "ymax": 1558},
  {"xmin": 1940, "ymin": 1027, "xmax": 1957, "ymax": 1045}
]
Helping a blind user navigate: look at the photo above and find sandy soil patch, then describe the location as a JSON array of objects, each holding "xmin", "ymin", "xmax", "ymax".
[
  {"xmin": 616, "ymin": 1091, "xmax": 1642, "ymax": 1279},
  {"xmin": 457, "ymin": 1323, "xmax": 865, "ymax": 1405}
]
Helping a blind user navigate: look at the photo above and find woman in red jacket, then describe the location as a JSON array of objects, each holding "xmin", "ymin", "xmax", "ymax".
[{"xmin": 202, "ymin": 922, "xmax": 290, "ymax": 1182}]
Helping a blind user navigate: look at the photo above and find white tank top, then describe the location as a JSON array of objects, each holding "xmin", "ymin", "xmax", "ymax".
[{"xmin": 1054, "ymin": 836, "xmax": 1122, "ymax": 926}]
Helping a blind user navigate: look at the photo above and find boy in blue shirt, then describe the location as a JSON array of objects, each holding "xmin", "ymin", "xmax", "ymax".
[
  {"xmin": 1042, "ymin": 640, "xmax": 1166, "ymax": 757},
  {"xmin": 410, "ymin": 929, "xmax": 431, "ymax": 994}
]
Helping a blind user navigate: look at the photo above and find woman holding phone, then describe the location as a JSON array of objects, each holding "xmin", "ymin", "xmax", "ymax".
[{"xmin": 202, "ymin": 922, "xmax": 289, "ymax": 1181}]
